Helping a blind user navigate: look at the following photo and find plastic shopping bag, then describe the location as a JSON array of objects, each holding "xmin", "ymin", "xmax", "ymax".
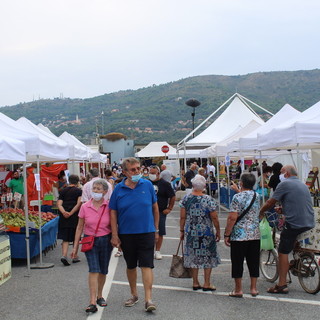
[{"xmin": 260, "ymin": 217, "xmax": 274, "ymax": 250}]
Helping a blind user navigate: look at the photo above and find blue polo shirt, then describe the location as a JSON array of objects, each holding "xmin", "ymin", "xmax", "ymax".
[{"xmin": 109, "ymin": 178, "xmax": 157, "ymax": 234}]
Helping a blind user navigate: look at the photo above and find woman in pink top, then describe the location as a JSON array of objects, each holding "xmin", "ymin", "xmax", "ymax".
[{"xmin": 72, "ymin": 179, "xmax": 112, "ymax": 314}]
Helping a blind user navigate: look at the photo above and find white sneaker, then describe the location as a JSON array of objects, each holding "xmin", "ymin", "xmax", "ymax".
[{"xmin": 154, "ymin": 251, "xmax": 162, "ymax": 260}]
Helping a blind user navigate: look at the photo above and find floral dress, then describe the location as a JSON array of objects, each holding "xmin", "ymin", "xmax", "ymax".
[{"xmin": 180, "ymin": 194, "xmax": 221, "ymax": 269}]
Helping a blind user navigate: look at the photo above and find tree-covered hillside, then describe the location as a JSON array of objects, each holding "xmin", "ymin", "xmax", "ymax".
[{"xmin": 2, "ymin": 69, "xmax": 320, "ymax": 144}]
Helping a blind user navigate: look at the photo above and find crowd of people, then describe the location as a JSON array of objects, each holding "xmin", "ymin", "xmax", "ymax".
[{"xmin": 53, "ymin": 157, "xmax": 315, "ymax": 314}]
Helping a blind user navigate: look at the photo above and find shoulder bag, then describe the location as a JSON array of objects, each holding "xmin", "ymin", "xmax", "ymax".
[
  {"xmin": 235, "ymin": 192, "xmax": 257, "ymax": 224},
  {"xmin": 79, "ymin": 207, "xmax": 104, "ymax": 252}
]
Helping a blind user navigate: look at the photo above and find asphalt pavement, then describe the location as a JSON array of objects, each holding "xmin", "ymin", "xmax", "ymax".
[{"xmin": 0, "ymin": 200, "xmax": 320, "ymax": 320}]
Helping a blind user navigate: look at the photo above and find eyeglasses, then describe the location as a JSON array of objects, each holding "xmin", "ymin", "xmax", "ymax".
[
  {"xmin": 126, "ymin": 167, "xmax": 141, "ymax": 173},
  {"xmin": 149, "ymin": 165, "xmax": 160, "ymax": 172}
]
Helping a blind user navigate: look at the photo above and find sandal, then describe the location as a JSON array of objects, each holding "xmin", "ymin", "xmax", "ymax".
[
  {"xmin": 192, "ymin": 286, "xmax": 202, "ymax": 291},
  {"xmin": 203, "ymin": 285, "xmax": 216, "ymax": 292},
  {"xmin": 267, "ymin": 284, "xmax": 289, "ymax": 294},
  {"xmin": 96, "ymin": 297, "xmax": 107, "ymax": 307},
  {"xmin": 85, "ymin": 304, "xmax": 98, "ymax": 313},
  {"xmin": 229, "ymin": 291, "xmax": 243, "ymax": 298},
  {"xmin": 251, "ymin": 291, "xmax": 259, "ymax": 297}
]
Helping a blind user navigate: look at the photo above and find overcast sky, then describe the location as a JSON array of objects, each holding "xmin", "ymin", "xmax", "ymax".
[{"xmin": 1, "ymin": 0, "xmax": 319, "ymax": 107}]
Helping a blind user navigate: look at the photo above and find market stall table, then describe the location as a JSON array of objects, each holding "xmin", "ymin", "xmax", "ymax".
[{"xmin": 7, "ymin": 217, "xmax": 59, "ymax": 259}]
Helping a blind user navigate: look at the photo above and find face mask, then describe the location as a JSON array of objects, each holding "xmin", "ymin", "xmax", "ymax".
[
  {"xmin": 143, "ymin": 171, "xmax": 148, "ymax": 174},
  {"xmin": 131, "ymin": 174, "xmax": 142, "ymax": 183},
  {"xmin": 92, "ymin": 192, "xmax": 103, "ymax": 201},
  {"xmin": 149, "ymin": 174, "xmax": 157, "ymax": 181},
  {"xmin": 279, "ymin": 174, "xmax": 286, "ymax": 182}
]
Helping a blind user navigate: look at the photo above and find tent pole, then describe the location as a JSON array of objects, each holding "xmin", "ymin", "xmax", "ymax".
[
  {"xmin": 216, "ymin": 156, "xmax": 221, "ymax": 217},
  {"xmin": 30, "ymin": 156, "xmax": 54, "ymax": 269},
  {"xmin": 23, "ymin": 161, "xmax": 31, "ymax": 276},
  {"xmin": 259, "ymin": 151, "xmax": 265, "ymax": 204}
]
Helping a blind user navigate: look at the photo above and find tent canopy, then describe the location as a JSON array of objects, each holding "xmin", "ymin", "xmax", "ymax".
[
  {"xmin": 202, "ymin": 119, "xmax": 262, "ymax": 157},
  {"xmin": 0, "ymin": 135, "xmax": 26, "ymax": 163},
  {"xmin": 258, "ymin": 100, "xmax": 320, "ymax": 150},
  {"xmin": 184, "ymin": 95, "xmax": 265, "ymax": 147},
  {"xmin": 227, "ymin": 104, "xmax": 301, "ymax": 152},
  {"xmin": 16, "ymin": 117, "xmax": 69, "ymax": 161},
  {"xmin": 135, "ymin": 142, "xmax": 176, "ymax": 158}
]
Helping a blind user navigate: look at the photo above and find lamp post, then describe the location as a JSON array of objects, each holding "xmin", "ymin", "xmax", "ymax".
[
  {"xmin": 101, "ymin": 111, "xmax": 104, "ymax": 135},
  {"xmin": 185, "ymin": 99, "xmax": 201, "ymax": 137}
]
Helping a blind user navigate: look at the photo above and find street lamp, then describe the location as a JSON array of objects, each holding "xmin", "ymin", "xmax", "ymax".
[
  {"xmin": 101, "ymin": 111, "xmax": 104, "ymax": 135},
  {"xmin": 185, "ymin": 99, "xmax": 201, "ymax": 137}
]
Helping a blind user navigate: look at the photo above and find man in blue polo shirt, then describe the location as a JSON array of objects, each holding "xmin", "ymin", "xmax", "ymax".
[{"xmin": 110, "ymin": 157, "xmax": 159, "ymax": 313}]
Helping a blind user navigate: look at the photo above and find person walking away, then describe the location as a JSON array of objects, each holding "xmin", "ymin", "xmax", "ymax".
[
  {"xmin": 224, "ymin": 173, "xmax": 260, "ymax": 297},
  {"xmin": 260, "ymin": 165, "xmax": 314, "ymax": 294},
  {"xmin": 149, "ymin": 165, "xmax": 176, "ymax": 260},
  {"xmin": 71, "ymin": 179, "xmax": 113, "ymax": 313},
  {"xmin": 81, "ymin": 168, "xmax": 112, "ymax": 203},
  {"xmin": 110, "ymin": 157, "xmax": 159, "ymax": 312},
  {"xmin": 184, "ymin": 164, "xmax": 197, "ymax": 194},
  {"xmin": 180, "ymin": 175, "xmax": 220, "ymax": 291},
  {"xmin": 57, "ymin": 174, "xmax": 82, "ymax": 266}
]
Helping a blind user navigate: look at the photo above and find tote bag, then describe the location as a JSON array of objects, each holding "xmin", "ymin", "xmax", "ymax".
[{"xmin": 169, "ymin": 240, "xmax": 192, "ymax": 278}]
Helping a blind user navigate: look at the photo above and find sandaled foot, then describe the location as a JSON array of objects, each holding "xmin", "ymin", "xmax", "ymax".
[
  {"xmin": 192, "ymin": 286, "xmax": 202, "ymax": 291},
  {"xmin": 229, "ymin": 291, "xmax": 243, "ymax": 298},
  {"xmin": 145, "ymin": 300, "xmax": 157, "ymax": 312},
  {"xmin": 86, "ymin": 304, "xmax": 98, "ymax": 313},
  {"xmin": 61, "ymin": 256, "xmax": 70, "ymax": 266},
  {"xmin": 97, "ymin": 297, "xmax": 107, "ymax": 307},
  {"xmin": 203, "ymin": 285, "xmax": 216, "ymax": 292},
  {"xmin": 251, "ymin": 291, "xmax": 259, "ymax": 297},
  {"xmin": 267, "ymin": 284, "xmax": 288, "ymax": 294},
  {"xmin": 72, "ymin": 258, "xmax": 81, "ymax": 263}
]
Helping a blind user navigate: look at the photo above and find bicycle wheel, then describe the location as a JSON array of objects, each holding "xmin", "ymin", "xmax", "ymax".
[
  {"xmin": 298, "ymin": 253, "xmax": 320, "ymax": 294},
  {"xmin": 260, "ymin": 249, "xmax": 278, "ymax": 282}
]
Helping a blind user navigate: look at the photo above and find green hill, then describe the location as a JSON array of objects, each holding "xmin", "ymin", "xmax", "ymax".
[{"xmin": 2, "ymin": 69, "xmax": 320, "ymax": 144}]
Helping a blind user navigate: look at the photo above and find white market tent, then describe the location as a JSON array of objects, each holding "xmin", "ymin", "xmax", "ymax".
[
  {"xmin": 180, "ymin": 94, "xmax": 267, "ymax": 148},
  {"xmin": 17, "ymin": 117, "xmax": 69, "ymax": 162},
  {"xmin": 0, "ymin": 135, "xmax": 26, "ymax": 163},
  {"xmin": 59, "ymin": 131, "xmax": 92, "ymax": 161},
  {"xmin": 167, "ymin": 149, "xmax": 206, "ymax": 159},
  {"xmin": 135, "ymin": 141, "xmax": 176, "ymax": 158},
  {"xmin": 227, "ymin": 104, "xmax": 301, "ymax": 153},
  {"xmin": 202, "ymin": 119, "xmax": 263, "ymax": 157},
  {"xmin": 258, "ymin": 100, "xmax": 320, "ymax": 151}
]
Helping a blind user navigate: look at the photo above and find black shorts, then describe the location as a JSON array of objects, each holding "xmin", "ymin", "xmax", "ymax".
[
  {"xmin": 278, "ymin": 223, "xmax": 311, "ymax": 254},
  {"xmin": 159, "ymin": 212, "xmax": 167, "ymax": 236},
  {"xmin": 119, "ymin": 232, "xmax": 155, "ymax": 269}
]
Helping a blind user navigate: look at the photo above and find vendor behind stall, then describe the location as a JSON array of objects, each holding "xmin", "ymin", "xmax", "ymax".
[{"xmin": 8, "ymin": 170, "xmax": 24, "ymax": 209}]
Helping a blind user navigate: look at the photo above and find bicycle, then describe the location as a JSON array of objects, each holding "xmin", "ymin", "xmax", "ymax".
[{"xmin": 260, "ymin": 227, "xmax": 320, "ymax": 294}]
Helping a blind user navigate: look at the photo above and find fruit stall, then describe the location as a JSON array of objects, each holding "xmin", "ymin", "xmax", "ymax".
[{"xmin": 0, "ymin": 209, "xmax": 58, "ymax": 259}]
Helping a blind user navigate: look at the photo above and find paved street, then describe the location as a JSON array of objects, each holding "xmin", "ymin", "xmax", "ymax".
[{"xmin": 1, "ymin": 200, "xmax": 320, "ymax": 320}]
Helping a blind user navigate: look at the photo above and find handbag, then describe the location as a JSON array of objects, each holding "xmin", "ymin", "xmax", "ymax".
[
  {"xmin": 260, "ymin": 217, "xmax": 274, "ymax": 250},
  {"xmin": 169, "ymin": 240, "xmax": 192, "ymax": 278},
  {"xmin": 79, "ymin": 206, "xmax": 104, "ymax": 253}
]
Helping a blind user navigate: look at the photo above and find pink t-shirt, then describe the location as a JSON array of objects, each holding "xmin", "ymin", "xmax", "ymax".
[{"xmin": 78, "ymin": 199, "xmax": 111, "ymax": 236}]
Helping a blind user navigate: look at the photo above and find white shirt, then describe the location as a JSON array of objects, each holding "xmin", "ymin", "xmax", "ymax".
[
  {"xmin": 207, "ymin": 165, "xmax": 216, "ymax": 176},
  {"xmin": 81, "ymin": 177, "xmax": 112, "ymax": 203}
]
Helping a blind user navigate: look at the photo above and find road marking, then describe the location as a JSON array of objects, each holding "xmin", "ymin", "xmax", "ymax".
[
  {"xmin": 87, "ymin": 248, "xmax": 119, "ymax": 320},
  {"xmin": 112, "ymin": 281, "xmax": 320, "ymax": 306}
]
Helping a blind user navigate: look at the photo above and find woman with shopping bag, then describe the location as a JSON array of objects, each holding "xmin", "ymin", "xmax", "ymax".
[{"xmin": 179, "ymin": 174, "xmax": 221, "ymax": 291}]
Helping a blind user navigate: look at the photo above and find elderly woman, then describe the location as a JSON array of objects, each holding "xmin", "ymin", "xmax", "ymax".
[
  {"xmin": 71, "ymin": 179, "xmax": 113, "ymax": 314},
  {"xmin": 180, "ymin": 174, "xmax": 221, "ymax": 291},
  {"xmin": 224, "ymin": 173, "xmax": 260, "ymax": 298}
]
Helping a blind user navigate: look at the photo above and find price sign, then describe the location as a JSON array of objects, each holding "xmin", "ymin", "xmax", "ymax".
[{"xmin": 225, "ymin": 155, "xmax": 231, "ymax": 167}]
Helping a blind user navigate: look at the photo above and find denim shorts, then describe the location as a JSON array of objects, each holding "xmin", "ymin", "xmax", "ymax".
[
  {"xmin": 159, "ymin": 212, "xmax": 167, "ymax": 236},
  {"xmin": 84, "ymin": 234, "xmax": 113, "ymax": 275}
]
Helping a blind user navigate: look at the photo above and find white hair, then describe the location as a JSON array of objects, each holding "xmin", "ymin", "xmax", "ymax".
[{"xmin": 191, "ymin": 174, "xmax": 206, "ymax": 191}]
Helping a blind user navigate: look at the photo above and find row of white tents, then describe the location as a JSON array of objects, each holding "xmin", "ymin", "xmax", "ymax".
[
  {"xmin": 0, "ymin": 112, "xmax": 107, "ymax": 272},
  {"xmin": 0, "ymin": 113, "xmax": 106, "ymax": 164},
  {"xmin": 135, "ymin": 93, "xmax": 320, "ymax": 182}
]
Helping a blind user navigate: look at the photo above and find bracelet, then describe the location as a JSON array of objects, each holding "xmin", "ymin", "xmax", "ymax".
[
  {"xmin": 155, "ymin": 229, "xmax": 159, "ymax": 232},
  {"xmin": 224, "ymin": 234, "xmax": 231, "ymax": 238},
  {"xmin": 180, "ymin": 230, "xmax": 184, "ymax": 232}
]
